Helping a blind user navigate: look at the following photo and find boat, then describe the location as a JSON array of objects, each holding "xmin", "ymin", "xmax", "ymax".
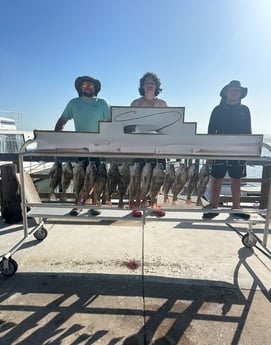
[
  {"xmin": 0, "ymin": 112, "xmax": 50, "ymax": 174},
  {"xmin": 0, "ymin": 118, "xmax": 33, "ymax": 152}
]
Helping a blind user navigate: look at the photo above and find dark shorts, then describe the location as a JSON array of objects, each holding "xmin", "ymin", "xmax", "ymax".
[{"xmin": 211, "ymin": 160, "xmax": 247, "ymax": 179}]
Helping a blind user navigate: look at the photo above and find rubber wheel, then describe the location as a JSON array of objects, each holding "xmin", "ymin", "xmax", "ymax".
[
  {"xmin": 242, "ymin": 233, "xmax": 257, "ymax": 248},
  {"xmin": 0, "ymin": 258, "xmax": 18, "ymax": 276},
  {"xmin": 34, "ymin": 227, "xmax": 48, "ymax": 241}
]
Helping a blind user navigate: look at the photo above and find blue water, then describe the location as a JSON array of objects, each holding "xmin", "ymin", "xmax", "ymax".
[{"xmin": 246, "ymin": 134, "xmax": 271, "ymax": 180}]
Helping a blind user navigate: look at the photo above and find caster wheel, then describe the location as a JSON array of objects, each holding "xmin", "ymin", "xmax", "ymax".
[
  {"xmin": 34, "ymin": 227, "xmax": 48, "ymax": 240},
  {"xmin": 0, "ymin": 258, "xmax": 18, "ymax": 276},
  {"xmin": 242, "ymin": 233, "xmax": 257, "ymax": 248}
]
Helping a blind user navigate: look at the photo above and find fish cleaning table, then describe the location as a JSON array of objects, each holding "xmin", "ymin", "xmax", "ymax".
[{"xmin": 1, "ymin": 106, "xmax": 271, "ymax": 276}]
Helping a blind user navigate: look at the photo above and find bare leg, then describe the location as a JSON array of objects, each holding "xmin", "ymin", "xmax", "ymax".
[
  {"xmin": 230, "ymin": 178, "xmax": 241, "ymax": 209},
  {"xmin": 135, "ymin": 194, "xmax": 141, "ymax": 207},
  {"xmin": 210, "ymin": 177, "xmax": 223, "ymax": 208},
  {"xmin": 202, "ymin": 177, "xmax": 223, "ymax": 219}
]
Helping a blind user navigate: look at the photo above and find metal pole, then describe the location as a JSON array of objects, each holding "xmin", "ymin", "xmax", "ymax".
[
  {"xmin": 263, "ymin": 177, "xmax": 271, "ymax": 247},
  {"xmin": 18, "ymin": 139, "xmax": 35, "ymax": 237}
]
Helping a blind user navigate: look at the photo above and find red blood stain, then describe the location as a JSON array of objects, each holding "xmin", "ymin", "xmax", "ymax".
[{"xmin": 122, "ymin": 260, "xmax": 140, "ymax": 270}]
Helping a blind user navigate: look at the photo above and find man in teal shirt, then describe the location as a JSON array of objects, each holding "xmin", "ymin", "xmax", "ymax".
[
  {"xmin": 55, "ymin": 75, "xmax": 110, "ymax": 131},
  {"xmin": 54, "ymin": 75, "xmax": 110, "ymax": 216}
]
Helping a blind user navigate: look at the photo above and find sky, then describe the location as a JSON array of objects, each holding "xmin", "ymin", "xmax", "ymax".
[{"xmin": 1, "ymin": 0, "xmax": 271, "ymax": 133}]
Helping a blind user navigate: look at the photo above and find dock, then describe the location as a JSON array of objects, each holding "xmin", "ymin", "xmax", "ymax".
[{"xmin": 0, "ymin": 202, "xmax": 270, "ymax": 344}]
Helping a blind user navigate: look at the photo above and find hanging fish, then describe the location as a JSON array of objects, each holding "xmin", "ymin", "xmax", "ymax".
[
  {"xmin": 118, "ymin": 162, "xmax": 130, "ymax": 208},
  {"xmin": 106, "ymin": 162, "xmax": 120, "ymax": 205},
  {"xmin": 171, "ymin": 163, "xmax": 188, "ymax": 205},
  {"xmin": 96, "ymin": 161, "xmax": 108, "ymax": 205},
  {"xmin": 162, "ymin": 163, "xmax": 175, "ymax": 204},
  {"xmin": 196, "ymin": 162, "xmax": 211, "ymax": 206},
  {"xmin": 49, "ymin": 160, "xmax": 62, "ymax": 200},
  {"xmin": 60, "ymin": 161, "xmax": 73, "ymax": 200},
  {"xmin": 84, "ymin": 160, "xmax": 97, "ymax": 204},
  {"xmin": 149, "ymin": 162, "xmax": 165, "ymax": 208},
  {"xmin": 140, "ymin": 162, "xmax": 153, "ymax": 206},
  {"xmin": 186, "ymin": 162, "xmax": 199, "ymax": 204},
  {"xmin": 127, "ymin": 162, "xmax": 141, "ymax": 208},
  {"xmin": 73, "ymin": 160, "xmax": 86, "ymax": 205}
]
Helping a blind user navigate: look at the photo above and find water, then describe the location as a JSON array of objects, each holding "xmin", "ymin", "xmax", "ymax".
[{"xmin": 246, "ymin": 134, "xmax": 271, "ymax": 180}]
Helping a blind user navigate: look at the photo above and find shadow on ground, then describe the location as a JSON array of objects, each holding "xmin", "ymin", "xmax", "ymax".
[{"xmin": 0, "ymin": 259, "xmax": 270, "ymax": 345}]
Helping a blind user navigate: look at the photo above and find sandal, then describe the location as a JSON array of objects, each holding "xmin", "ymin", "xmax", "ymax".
[
  {"xmin": 202, "ymin": 204, "xmax": 219, "ymax": 219},
  {"xmin": 132, "ymin": 210, "xmax": 142, "ymax": 217},
  {"xmin": 151, "ymin": 210, "xmax": 166, "ymax": 217},
  {"xmin": 89, "ymin": 209, "xmax": 101, "ymax": 216},
  {"xmin": 70, "ymin": 208, "xmax": 82, "ymax": 216},
  {"xmin": 232, "ymin": 212, "xmax": 250, "ymax": 220}
]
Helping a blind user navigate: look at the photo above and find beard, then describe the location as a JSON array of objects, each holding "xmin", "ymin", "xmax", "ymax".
[{"xmin": 82, "ymin": 89, "xmax": 95, "ymax": 97}]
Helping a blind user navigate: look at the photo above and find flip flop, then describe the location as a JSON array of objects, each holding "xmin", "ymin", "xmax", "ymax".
[
  {"xmin": 89, "ymin": 209, "xmax": 101, "ymax": 216},
  {"xmin": 70, "ymin": 208, "xmax": 82, "ymax": 216},
  {"xmin": 132, "ymin": 210, "xmax": 142, "ymax": 217},
  {"xmin": 232, "ymin": 212, "xmax": 250, "ymax": 220},
  {"xmin": 151, "ymin": 210, "xmax": 166, "ymax": 217}
]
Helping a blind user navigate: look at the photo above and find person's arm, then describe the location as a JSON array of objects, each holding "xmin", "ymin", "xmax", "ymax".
[
  {"xmin": 54, "ymin": 116, "xmax": 68, "ymax": 131},
  {"xmin": 158, "ymin": 99, "xmax": 168, "ymax": 107},
  {"xmin": 244, "ymin": 106, "xmax": 252, "ymax": 134},
  {"xmin": 102, "ymin": 99, "xmax": 111, "ymax": 120},
  {"xmin": 207, "ymin": 107, "xmax": 218, "ymax": 134},
  {"xmin": 130, "ymin": 99, "xmax": 140, "ymax": 107}
]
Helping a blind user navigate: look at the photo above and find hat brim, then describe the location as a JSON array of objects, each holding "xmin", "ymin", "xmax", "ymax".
[
  {"xmin": 220, "ymin": 85, "xmax": 247, "ymax": 99},
  {"xmin": 75, "ymin": 76, "xmax": 101, "ymax": 96}
]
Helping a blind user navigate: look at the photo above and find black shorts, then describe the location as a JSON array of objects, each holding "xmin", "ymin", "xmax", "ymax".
[{"xmin": 211, "ymin": 160, "xmax": 246, "ymax": 179}]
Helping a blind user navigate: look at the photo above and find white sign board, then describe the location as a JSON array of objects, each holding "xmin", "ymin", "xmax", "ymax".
[{"xmin": 29, "ymin": 106, "xmax": 263, "ymax": 159}]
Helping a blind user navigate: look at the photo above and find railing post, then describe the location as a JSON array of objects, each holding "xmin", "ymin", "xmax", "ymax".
[{"xmin": 260, "ymin": 164, "xmax": 271, "ymax": 209}]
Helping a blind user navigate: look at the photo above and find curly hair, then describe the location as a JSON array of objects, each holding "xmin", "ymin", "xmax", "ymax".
[{"xmin": 138, "ymin": 72, "xmax": 162, "ymax": 96}]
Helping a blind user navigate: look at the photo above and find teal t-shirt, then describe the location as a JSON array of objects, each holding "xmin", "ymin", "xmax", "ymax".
[{"xmin": 62, "ymin": 97, "xmax": 110, "ymax": 132}]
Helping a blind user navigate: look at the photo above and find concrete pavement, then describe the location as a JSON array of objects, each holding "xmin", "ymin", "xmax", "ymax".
[{"xmin": 0, "ymin": 212, "xmax": 271, "ymax": 344}]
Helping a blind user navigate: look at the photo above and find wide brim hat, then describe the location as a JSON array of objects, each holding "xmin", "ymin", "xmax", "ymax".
[
  {"xmin": 75, "ymin": 76, "xmax": 101, "ymax": 96},
  {"xmin": 220, "ymin": 80, "xmax": 248, "ymax": 99}
]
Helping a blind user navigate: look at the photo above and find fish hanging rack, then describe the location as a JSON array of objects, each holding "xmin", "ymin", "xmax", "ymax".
[{"xmin": 0, "ymin": 129, "xmax": 270, "ymax": 276}]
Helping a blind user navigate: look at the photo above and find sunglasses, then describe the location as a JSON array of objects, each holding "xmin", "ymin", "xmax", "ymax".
[{"xmin": 81, "ymin": 82, "xmax": 95, "ymax": 88}]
